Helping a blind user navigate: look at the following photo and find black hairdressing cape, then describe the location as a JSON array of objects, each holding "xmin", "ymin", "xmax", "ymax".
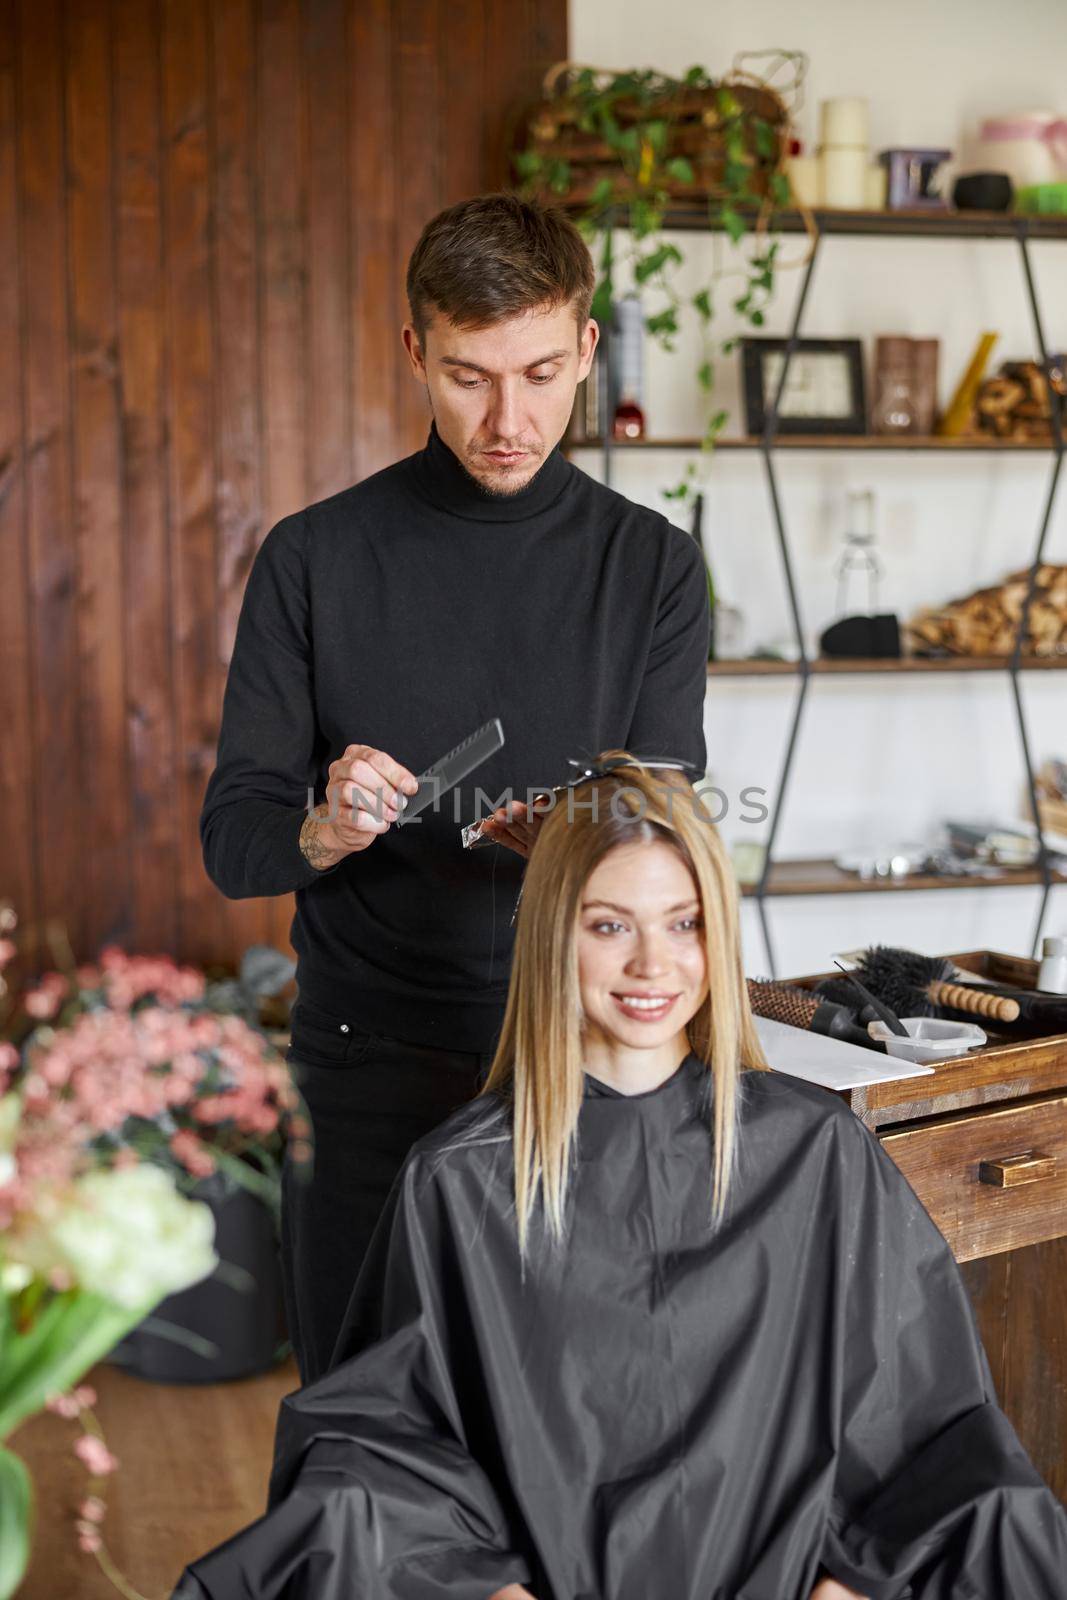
[{"xmin": 172, "ymin": 1053, "xmax": 1067, "ymax": 1600}]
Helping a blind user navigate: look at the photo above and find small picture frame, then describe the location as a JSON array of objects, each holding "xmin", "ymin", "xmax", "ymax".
[{"xmin": 740, "ymin": 337, "xmax": 867, "ymax": 436}]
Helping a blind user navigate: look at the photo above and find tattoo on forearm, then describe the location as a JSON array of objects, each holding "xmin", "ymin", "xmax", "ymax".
[{"xmin": 299, "ymin": 812, "xmax": 337, "ymax": 869}]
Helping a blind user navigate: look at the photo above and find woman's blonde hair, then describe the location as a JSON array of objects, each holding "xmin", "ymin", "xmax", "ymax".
[{"xmin": 481, "ymin": 750, "xmax": 770, "ymax": 1259}]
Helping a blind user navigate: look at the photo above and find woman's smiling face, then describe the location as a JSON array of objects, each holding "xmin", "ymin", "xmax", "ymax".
[{"xmin": 576, "ymin": 839, "xmax": 709, "ymax": 1061}]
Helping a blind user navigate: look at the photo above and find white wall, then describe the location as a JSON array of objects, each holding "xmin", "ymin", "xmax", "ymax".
[{"xmin": 570, "ymin": 0, "xmax": 1067, "ymax": 975}]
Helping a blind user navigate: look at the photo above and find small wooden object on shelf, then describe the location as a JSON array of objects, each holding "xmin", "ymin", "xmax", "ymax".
[{"xmin": 904, "ymin": 564, "xmax": 1067, "ymax": 659}]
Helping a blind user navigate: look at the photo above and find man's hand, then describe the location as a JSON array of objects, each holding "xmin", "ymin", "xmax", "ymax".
[
  {"xmin": 480, "ymin": 797, "xmax": 552, "ymax": 860},
  {"xmin": 302, "ymin": 745, "xmax": 419, "ymax": 868},
  {"xmin": 810, "ymin": 1577, "xmax": 870, "ymax": 1599}
]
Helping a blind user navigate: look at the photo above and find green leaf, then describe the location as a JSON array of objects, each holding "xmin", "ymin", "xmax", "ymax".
[
  {"xmin": 633, "ymin": 256, "xmax": 656, "ymax": 285},
  {"xmin": 724, "ymin": 158, "xmax": 749, "ymax": 191},
  {"xmin": 733, "ymin": 293, "xmax": 751, "ymax": 313},
  {"xmin": 720, "ymin": 205, "xmax": 746, "ymax": 244},
  {"xmin": 633, "ymin": 242, "xmax": 682, "ymax": 283},
  {"xmin": 665, "ymin": 156, "xmax": 694, "ymax": 184},
  {"xmin": 0, "ymin": 1446, "xmax": 31, "ymax": 1600},
  {"xmin": 617, "ymin": 126, "xmax": 640, "ymax": 156},
  {"xmin": 721, "ymin": 337, "xmax": 738, "ymax": 354},
  {"xmin": 630, "ymin": 196, "xmax": 663, "ymax": 239},
  {"xmin": 710, "ymin": 408, "xmax": 729, "ymax": 431},
  {"xmin": 511, "ymin": 150, "xmax": 542, "ymax": 180},
  {"xmin": 684, "ymin": 65, "xmax": 707, "ymax": 86},
  {"xmin": 753, "ymin": 119, "xmax": 776, "ymax": 159},
  {"xmin": 589, "ymin": 176, "xmax": 615, "ymax": 211},
  {"xmin": 546, "ymin": 157, "xmax": 571, "ymax": 195},
  {"xmin": 692, "ymin": 288, "xmax": 712, "ymax": 321},
  {"xmin": 750, "ymin": 309, "xmax": 765, "ymax": 327},
  {"xmin": 644, "ymin": 308, "xmax": 679, "ymax": 338},
  {"xmin": 770, "ymin": 171, "xmax": 792, "ymax": 208},
  {"xmin": 644, "ymin": 119, "xmax": 668, "ymax": 153},
  {"xmin": 590, "ymin": 279, "xmax": 614, "ymax": 326},
  {"xmin": 697, "ymin": 361, "xmax": 713, "ymax": 391},
  {"xmin": 0, "ymin": 1290, "xmax": 145, "ymax": 1440}
]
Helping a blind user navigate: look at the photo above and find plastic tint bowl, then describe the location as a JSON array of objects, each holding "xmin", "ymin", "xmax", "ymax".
[{"xmin": 867, "ymin": 1016, "xmax": 987, "ymax": 1063}]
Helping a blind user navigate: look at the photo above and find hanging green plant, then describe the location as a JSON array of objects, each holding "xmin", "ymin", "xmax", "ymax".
[{"xmin": 511, "ymin": 53, "xmax": 810, "ymax": 507}]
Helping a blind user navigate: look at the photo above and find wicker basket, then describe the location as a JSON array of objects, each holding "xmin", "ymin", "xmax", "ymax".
[
  {"xmin": 515, "ymin": 63, "xmax": 788, "ymax": 208},
  {"xmin": 1038, "ymin": 795, "xmax": 1067, "ymax": 837},
  {"xmin": 1035, "ymin": 760, "xmax": 1067, "ymax": 839}
]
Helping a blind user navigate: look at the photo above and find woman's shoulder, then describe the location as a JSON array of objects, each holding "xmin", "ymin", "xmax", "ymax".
[
  {"xmin": 738, "ymin": 1064, "xmax": 867, "ymax": 1138},
  {"xmin": 401, "ymin": 1088, "xmax": 514, "ymax": 1189}
]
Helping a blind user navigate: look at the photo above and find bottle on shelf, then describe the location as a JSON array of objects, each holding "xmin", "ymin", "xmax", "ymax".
[
  {"xmin": 612, "ymin": 390, "xmax": 646, "ymax": 440},
  {"xmin": 1037, "ymin": 936, "xmax": 1067, "ymax": 995},
  {"xmin": 833, "ymin": 489, "xmax": 882, "ymax": 615},
  {"xmin": 611, "ymin": 293, "xmax": 646, "ymax": 441}
]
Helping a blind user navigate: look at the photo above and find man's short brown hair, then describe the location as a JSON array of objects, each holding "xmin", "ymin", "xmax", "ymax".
[{"xmin": 406, "ymin": 192, "xmax": 596, "ymax": 350}]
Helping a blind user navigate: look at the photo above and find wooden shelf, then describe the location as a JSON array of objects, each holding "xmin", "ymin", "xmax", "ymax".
[
  {"xmin": 567, "ymin": 434, "xmax": 1059, "ymax": 453},
  {"xmin": 739, "ymin": 858, "xmax": 1067, "ymax": 899},
  {"xmin": 563, "ymin": 200, "xmax": 1067, "ymax": 941},
  {"xmin": 566, "ymin": 202, "xmax": 1067, "ymax": 241},
  {"xmin": 707, "ymin": 655, "xmax": 1067, "ymax": 677}
]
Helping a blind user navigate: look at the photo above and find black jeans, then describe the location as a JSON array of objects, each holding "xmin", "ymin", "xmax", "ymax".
[{"xmin": 279, "ymin": 995, "xmax": 496, "ymax": 1387}]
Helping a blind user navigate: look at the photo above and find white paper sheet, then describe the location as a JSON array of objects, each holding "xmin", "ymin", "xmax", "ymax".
[{"xmin": 754, "ymin": 1014, "xmax": 935, "ymax": 1090}]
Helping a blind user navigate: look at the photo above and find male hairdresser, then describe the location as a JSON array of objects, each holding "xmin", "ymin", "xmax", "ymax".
[{"xmin": 200, "ymin": 193, "xmax": 710, "ymax": 1385}]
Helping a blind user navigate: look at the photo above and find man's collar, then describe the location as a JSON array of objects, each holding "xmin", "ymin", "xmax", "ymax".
[{"xmin": 410, "ymin": 418, "xmax": 574, "ymax": 523}]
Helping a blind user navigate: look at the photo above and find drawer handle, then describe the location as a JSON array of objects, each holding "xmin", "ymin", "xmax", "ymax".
[{"xmin": 978, "ymin": 1149, "xmax": 1057, "ymax": 1188}]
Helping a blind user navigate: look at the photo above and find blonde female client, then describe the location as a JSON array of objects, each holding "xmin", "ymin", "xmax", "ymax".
[{"xmin": 174, "ymin": 753, "xmax": 1067, "ymax": 1600}]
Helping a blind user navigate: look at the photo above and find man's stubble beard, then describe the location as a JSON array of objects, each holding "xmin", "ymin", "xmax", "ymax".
[{"xmin": 428, "ymin": 394, "xmax": 546, "ymax": 501}]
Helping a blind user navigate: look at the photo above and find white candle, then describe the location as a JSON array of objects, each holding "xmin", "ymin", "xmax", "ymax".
[
  {"xmin": 785, "ymin": 155, "xmax": 821, "ymax": 207},
  {"xmin": 820, "ymin": 96, "xmax": 869, "ymax": 148},
  {"xmin": 864, "ymin": 162, "xmax": 888, "ymax": 209},
  {"xmin": 822, "ymin": 148, "xmax": 867, "ymax": 208}
]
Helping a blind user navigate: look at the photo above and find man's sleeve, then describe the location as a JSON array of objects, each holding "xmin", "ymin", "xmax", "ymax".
[
  {"xmin": 199, "ymin": 511, "xmax": 345, "ymax": 899},
  {"xmin": 625, "ymin": 520, "xmax": 709, "ymax": 774},
  {"xmin": 818, "ymin": 1109, "xmax": 1067, "ymax": 1599}
]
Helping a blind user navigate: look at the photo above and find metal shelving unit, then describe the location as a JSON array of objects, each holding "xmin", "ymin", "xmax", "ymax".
[{"xmin": 564, "ymin": 205, "xmax": 1067, "ymax": 974}]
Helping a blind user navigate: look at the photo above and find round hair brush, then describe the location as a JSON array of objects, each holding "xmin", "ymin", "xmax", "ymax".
[{"xmin": 855, "ymin": 946, "xmax": 1020, "ymax": 1024}]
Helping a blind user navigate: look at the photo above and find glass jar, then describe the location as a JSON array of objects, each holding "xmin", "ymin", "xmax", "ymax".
[{"xmin": 872, "ymin": 374, "xmax": 916, "ymax": 435}]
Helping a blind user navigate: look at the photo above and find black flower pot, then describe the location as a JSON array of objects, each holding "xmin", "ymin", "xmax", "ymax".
[{"xmin": 109, "ymin": 1171, "xmax": 288, "ymax": 1384}]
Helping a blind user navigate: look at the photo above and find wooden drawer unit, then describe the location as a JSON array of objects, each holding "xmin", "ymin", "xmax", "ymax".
[
  {"xmin": 880, "ymin": 1091, "xmax": 1067, "ymax": 1262},
  {"xmin": 786, "ymin": 949, "xmax": 1067, "ymax": 1501}
]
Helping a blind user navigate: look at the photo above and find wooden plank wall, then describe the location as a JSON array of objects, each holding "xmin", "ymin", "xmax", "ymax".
[{"xmin": 0, "ymin": 0, "xmax": 566, "ymax": 976}]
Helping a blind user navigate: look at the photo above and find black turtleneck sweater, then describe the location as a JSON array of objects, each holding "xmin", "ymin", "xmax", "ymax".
[{"xmin": 200, "ymin": 420, "xmax": 710, "ymax": 1052}]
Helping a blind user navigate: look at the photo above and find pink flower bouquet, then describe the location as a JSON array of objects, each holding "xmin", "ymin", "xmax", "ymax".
[
  {"xmin": 0, "ymin": 908, "xmax": 310, "ymax": 1598},
  {"xmin": 7, "ymin": 939, "xmax": 311, "ymax": 1227}
]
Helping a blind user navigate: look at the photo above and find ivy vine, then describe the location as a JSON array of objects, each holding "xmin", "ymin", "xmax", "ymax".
[{"xmin": 512, "ymin": 60, "xmax": 804, "ymax": 507}]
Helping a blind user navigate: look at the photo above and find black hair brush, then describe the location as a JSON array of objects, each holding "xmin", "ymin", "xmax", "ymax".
[
  {"xmin": 854, "ymin": 946, "xmax": 1020, "ymax": 1026},
  {"xmin": 813, "ymin": 974, "xmax": 899, "ymax": 1028}
]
